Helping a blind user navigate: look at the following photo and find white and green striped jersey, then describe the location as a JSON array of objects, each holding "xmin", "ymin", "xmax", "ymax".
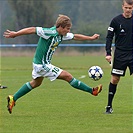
[{"xmin": 33, "ymin": 26, "xmax": 74, "ymax": 64}]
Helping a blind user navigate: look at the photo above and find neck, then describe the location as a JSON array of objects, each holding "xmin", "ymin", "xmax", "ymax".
[{"xmin": 122, "ymin": 13, "xmax": 132, "ymax": 18}]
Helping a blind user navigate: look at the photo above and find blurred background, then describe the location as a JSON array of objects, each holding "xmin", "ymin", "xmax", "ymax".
[
  {"xmin": 0, "ymin": 0, "xmax": 122, "ymax": 44},
  {"xmin": 0, "ymin": 0, "xmax": 122, "ymax": 55}
]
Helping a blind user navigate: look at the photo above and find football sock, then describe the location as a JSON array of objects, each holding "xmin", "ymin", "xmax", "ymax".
[
  {"xmin": 69, "ymin": 78, "xmax": 92, "ymax": 93},
  {"xmin": 13, "ymin": 82, "xmax": 32, "ymax": 101},
  {"xmin": 107, "ymin": 82, "xmax": 117, "ymax": 107}
]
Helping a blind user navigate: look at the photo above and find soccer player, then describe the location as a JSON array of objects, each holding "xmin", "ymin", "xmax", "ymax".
[
  {"xmin": 0, "ymin": 84, "xmax": 7, "ymax": 89},
  {"xmin": 4, "ymin": 14, "xmax": 102, "ymax": 114},
  {"xmin": 105, "ymin": 0, "xmax": 133, "ymax": 114}
]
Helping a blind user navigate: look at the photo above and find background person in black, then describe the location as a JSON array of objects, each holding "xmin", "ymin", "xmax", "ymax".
[{"xmin": 105, "ymin": 0, "xmax": 133, "ymax": 114}]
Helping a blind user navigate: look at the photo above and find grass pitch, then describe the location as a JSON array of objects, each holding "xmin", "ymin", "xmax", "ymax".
[{"xmin": 0, "ymin": 54, "xmax": 132, "ymax": 133}]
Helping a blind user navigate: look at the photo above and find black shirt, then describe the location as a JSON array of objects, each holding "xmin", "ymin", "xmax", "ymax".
[{"xmin": 106, "ymin": 14, "xmax": 133, "ymax": 55}]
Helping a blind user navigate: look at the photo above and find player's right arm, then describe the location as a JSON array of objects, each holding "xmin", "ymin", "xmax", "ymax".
[{"xmin": 3, "ymin": 27, "xmax": 36, "ymax": 38}]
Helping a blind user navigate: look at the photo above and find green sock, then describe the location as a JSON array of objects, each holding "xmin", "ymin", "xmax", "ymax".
[
  {"xmin": 13, "ymin": 82, "xmax": 32, "ymax": 101},
  {"xmin": 69, "ymin": 78, "xmax": 92, "ymax": 94}
]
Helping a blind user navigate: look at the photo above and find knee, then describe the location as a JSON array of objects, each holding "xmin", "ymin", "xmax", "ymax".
[
  {"xmin": 111, "ymin": 75, "xmax": 120, "ymax": 84},
  {"xmin": 58, "ymin": 70, "xmax": 73, "ymax": 82},
  {"xmin": 30, "ymin": 80, "xmax": 42, "ymax": 89}
]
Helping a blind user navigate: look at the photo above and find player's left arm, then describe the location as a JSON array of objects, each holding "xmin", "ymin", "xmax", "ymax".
[
  {"xmin": 73, "ymin": 34, "xmax": 100, "ymax": 41},
  {"xmin": 3, "ymin": 27, "xmax": 36, "ymax": 38}
]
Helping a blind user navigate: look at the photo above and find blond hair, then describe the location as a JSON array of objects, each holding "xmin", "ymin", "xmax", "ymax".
[{"xmin": 55, "ymin": 14, "xmax": 72, "ymax": 28}]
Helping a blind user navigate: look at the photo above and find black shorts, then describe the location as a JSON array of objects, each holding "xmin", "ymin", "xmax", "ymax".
[{"xmin": 111, "ymin": 49, "xmax": 133, "ymax": 76}]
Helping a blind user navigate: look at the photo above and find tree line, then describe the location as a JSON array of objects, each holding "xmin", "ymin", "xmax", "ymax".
[{"xmin": 1, "ymin": 0, "xmax": 122, "ymax": 44}]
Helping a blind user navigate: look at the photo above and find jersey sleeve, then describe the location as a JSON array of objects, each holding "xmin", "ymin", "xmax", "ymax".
[
  {"xmin": 36, "ymin": 27, "xmax": 50, "ymax": 39},
  {"xmin": 106, "ymin": 19, "xmax": 115, "ymax": 55},
  {"xmin": 62, "ymin": 33, "xmax": 74, "ymax": 40}
]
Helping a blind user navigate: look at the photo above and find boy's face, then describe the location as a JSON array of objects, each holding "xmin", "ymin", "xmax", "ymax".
[
  {"xmin": 122, "ymin": 1, "xmax": 133, "ymax": 18},
  {"xmin": 58, "ymin": 26, "xmax": 71, "ymax": 36}
]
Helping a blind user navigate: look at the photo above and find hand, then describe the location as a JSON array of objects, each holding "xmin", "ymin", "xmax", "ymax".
[
  {"xmin": 3, "ymin": 30, "xmax": 17, "ymax": 38},
  {"xmin": 105, "ymin": 55, "xmax": 112, "ymax": 64},
  {"xmin": 91, "ymin": 34, "xmax": 100, "ymax": 40}
]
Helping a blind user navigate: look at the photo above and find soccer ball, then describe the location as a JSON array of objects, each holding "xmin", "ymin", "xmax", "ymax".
[{"xmin": 88, "ymin": 66, "xmax": 103, "ymax": 81}]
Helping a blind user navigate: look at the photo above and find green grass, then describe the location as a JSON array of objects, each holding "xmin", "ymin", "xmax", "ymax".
[{"xmin": 0, "ymin": 54, "xmax": 132, "ymax": 133}]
